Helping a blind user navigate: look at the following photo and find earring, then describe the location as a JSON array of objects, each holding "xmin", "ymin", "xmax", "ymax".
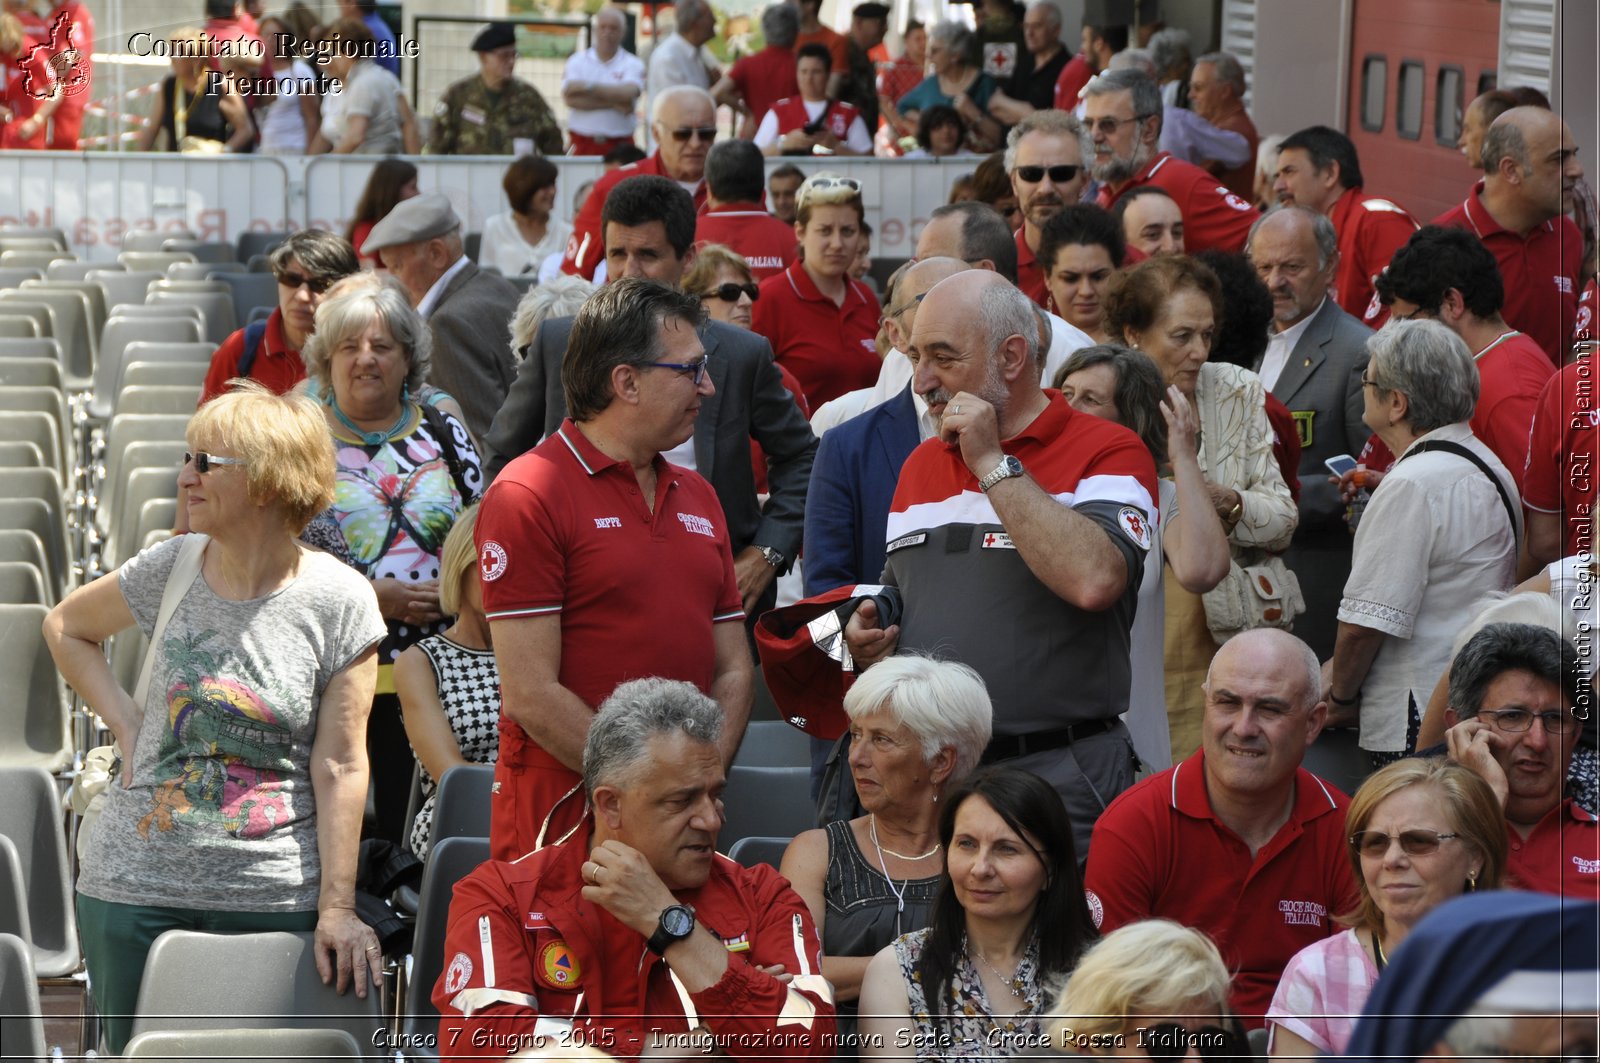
[{"xmin": 1466, "ymin": 871, "xmax": 1478, "ymax": 892}]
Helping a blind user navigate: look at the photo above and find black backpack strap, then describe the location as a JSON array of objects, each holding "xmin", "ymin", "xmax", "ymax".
[
  {"xmin": 1400, "ymin": 439, "xmax": 1521, "ymax": 551},
  {"xmin": 418, "ymin": 401, "xmax": 476, "ymax": 503},
  {"xmin": 235, "ymin": 319, "xmax": 269, "ymax": 378}
]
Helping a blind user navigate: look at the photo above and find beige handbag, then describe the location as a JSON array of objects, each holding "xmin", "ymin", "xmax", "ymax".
[{"xmin": 1200, "ymin": 554, "xmax": 1306, "ymax": 644}]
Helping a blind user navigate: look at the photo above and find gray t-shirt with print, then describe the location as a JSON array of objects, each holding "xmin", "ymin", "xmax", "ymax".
[{"xmin": 76, "ymin": 537, "xmax": 386, "ymax": 912}]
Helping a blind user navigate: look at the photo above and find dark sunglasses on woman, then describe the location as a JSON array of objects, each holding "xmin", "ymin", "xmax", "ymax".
[{"xmin": 702, "ymin": 282, "xmax": 759, "ymax": 303}]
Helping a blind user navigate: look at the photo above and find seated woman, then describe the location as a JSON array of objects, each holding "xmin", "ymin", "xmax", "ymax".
[
  {"xmin": 684, "ymin": 244, "xmax": 762, "ymax": 332},
  {"xmin": 1055, "ymin": 345, "xmax": 1230, "ymax": 772},
  {"xmin": 780, "ymin": 656, "xmax": 992, "ymax": 1029},
  {"xmin": 509, "ymin": 272, "xmax": 595, "ymax": 354},
  {"xmin": 902, "ymin": 105, "xmax": 967, "ymax": 158},
  {"xmin": 895, "ymin": 20, "xmax": 1001, "ymax": 153},
  {"xmin": 858, "ymin": 766, "xmax": 1098, "ymax": 1059},
  {"xmin": 395, "ymin": 503, "xmax": 498, "ymax": 856},
  {"xmin": 1267, "ymin": 758, "xmax": 1506, "ymax": 1059},
  {"xmin": 345, "ymin": 158, "xmax": 419, "ymax": 271},
  {"xmin": 480, "ymin": 155, "xmax": 572, "ymax": 279},
  {"xmin": 1050, "ymin": 920, "xmax": 1247, "ymax": 1059}
]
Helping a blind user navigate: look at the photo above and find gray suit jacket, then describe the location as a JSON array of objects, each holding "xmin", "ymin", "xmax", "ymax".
[
  {"xmin": 1264, "ymin": 297, "xmax": 1373, "ymax": 533},
  {"xmin": 426, "ymin": 261, "xmax": 523, "ymax": 441},
  {"xmin": 482, "ymin": 316, "xmax": 817, "ymax": 566}
]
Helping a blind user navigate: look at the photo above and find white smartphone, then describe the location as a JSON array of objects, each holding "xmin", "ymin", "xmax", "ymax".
[{"xmin": 1324, "ymin": 454, "xmax": 1358, "ymax": 478}]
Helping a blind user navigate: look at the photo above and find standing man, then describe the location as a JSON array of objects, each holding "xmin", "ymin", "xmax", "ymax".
[
  {"xmin": 767, "ymin": 163, "xmax": 806, "ymax": 225},
  {"xmin": 712, "ymin": 2, "xmax": 799, "ymax": 141},
  {"xmin": 986, "ymin": 1, "xmax": 1068, "ymax": 125},
  {"xmin": 1245, "ymin": 206, "xmax": 1371, "ymax": 659},
  {"xmin": 1085, "ymin": 69, "xmax": 1258, "ymax": 254},
  {"xmin": 42, "ymin": 0, "xmax": 90, "ymax": 149},
  {"xmin": 1433, "ymin": 106, "xmax": 1584, "ymax": 365},
  {"xmin": 845, "ymin": 271, "xmax": 1158, "ymax": 857},
  {"xmin": 475, "ymin": 280, "xmax": 755, "ymax": 859},
  {"xmin": 563, "ymin": 85, "xmax": 716, "ymax": 280},
  {"xmin": 791, "ymin": 0, "xmax": 848, "ymax": 100},
  {"xmin": 561, "ymin": 5, "xmax": 645, "ymax": 156},
  {"xmin": 1187, "ymin": 51, "xmax": 1258, "ymax": 201},
  {"xmin": 1272, "ymin": 125, "xmax": 1418, "ymax": 327},
  {"xmin": 1054, "ymin": 22, "xmax": 1124, "ymax": 112},
  {"xmin": 696, "ymin": 139, "xmax": 800, "ymax": 280},
  {"xmin": 1084, "ymin": 629, "xmax": 1359, "ymax": 1024},
  {"xmin": 1006, "ymin": 110, "xmax": 1088, "ymax": 307},
  {"xmin": 428, "ymin": 22, "xmax": 562, "ymax": 156},
  {"xmin": 360, "ymin": 193, "xmax": 523, "ymax": 442},
  {"xmin": 647, "ymin": 0, "xmax": 720, "ymax": 103},
  {"xmin": 839, "ymin": 2, "xmax": 888, "ymax": 134}
]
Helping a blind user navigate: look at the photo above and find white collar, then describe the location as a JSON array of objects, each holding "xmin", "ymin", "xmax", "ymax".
[{"xmin": 417, "ymin": 255, "xmax": 472, "ymax": 320}]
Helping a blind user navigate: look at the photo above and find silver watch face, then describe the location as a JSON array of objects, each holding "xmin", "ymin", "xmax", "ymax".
[{"xmin": 661, "ymin": 905, "xmax": 695, "ymax": 937}]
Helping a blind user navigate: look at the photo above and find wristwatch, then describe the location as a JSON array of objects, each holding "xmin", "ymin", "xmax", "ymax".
[
  {"xmin": 647, "ymin": 904, "xmax": 696, "ymax": 955},
  {"xmin": 757, "ymin": 545, "xmax": 785, "ymax": 570},
  {"xmin": 978, "ymin": 455, "xmax": 1024, "ymax": 492}
]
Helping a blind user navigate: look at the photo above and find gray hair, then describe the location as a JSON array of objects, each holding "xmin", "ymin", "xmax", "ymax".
[
  {"xmin": 302, "ymin": 273, "xmax": 431, "ymax": 395},
  {"xmin": 980, "ymin": 280, "xmax": 1042, "ymax": 377},
  {"xmin": 1449, "ymin": 622, "xmax": 1583, "ymax": 721},
  {"xmin": 927, "ymin": 201, "xmax": 1018, "ymax": 282},
  {"xmin": 651, "ymin": 83, "xmax": 716, "ymax": 124},
  {"xmin": 1450, "ymin": 591, "xmax": 1578, "ymax": 672},
  {"xmin": 1108, "ymin": 48, "xmax": 1155, "ymax": 78},
  {"xmin": 267, "ymin": 229, "xmax": 359, "ymax": 284},
  {"xmin": 675, "ymin": 0, "xmax": 711, "ymax": 29},
  {"xmin": 583, "ymin": 678, "xmax": 724, "ymax": 795},
  {"xmin": 843, "ymin": 654, "xmax": 994, "ymax": 784},
  {"xmin": 759, "ymin": 1, "xmax": 799, "ymax": 48},
  {"xmin": 1083, "ymin": 68, "xmax": 1163, "ymax": 126},
  {"xmin": 1481, "ymin": 117, "xmax": 1530, "ymax": 173},
  {"xmin": 928, "ymin": 19, "xmax": 975, "ymax": 66},
  {"xmin": 1024, "ymin": 0, "xmax": 1060, "ymax": 31},
  {"xmin": 592, "ymin": 5, "xmax": 626, "ymax": 31},
  {"xmin": 1147, "ymin": 27, "xmax": 1190, "ymax": 77},
  {"xmin": 1003, "ymin": 109, "xmax": 1083, "ymax": 173},
  {"xmin": 1365, "ymin": 318, "xmax": 1478, "ymax": 432},
  {"xmin": 1195, "ymin": 51, "xmax": 1245, "ymax": 95},
  {"xmin": 1246, "ymin": 204, "xmax": 1339, "ymax": 270},
  {"xmin": 510, "ymin": 274, "xmax": 596, "ymax": 352}
]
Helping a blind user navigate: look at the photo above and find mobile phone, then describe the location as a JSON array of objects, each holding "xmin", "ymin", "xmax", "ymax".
[{"xmin": 1324, "ymin": 454, "xmax": 1358, "ymax": 478}]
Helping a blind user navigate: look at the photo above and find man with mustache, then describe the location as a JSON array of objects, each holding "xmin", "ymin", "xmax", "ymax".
[
  {"xmin": 1007, "ymin": 109, "xmax": 1088, "ymax": 308},
  {"xmin": 1085, "ymin": 68, "xmax": 1258, "ymax": 254}
]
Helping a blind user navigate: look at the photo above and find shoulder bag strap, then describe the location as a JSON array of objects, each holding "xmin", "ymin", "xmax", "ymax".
[
  {"xmin": 418, "ymin": 401, "xmax": 476, "ymax": 503},
  {"xmin": 236, "ymin": 319, "xmax": 269, "ymax": 378},
  {"xmin": 1399, "ymin": 439, "xmax": 1521, "ymax": 552},
  {"xmin": 132, "ymin": 533, "xmax": 209, "ymax": 709}
]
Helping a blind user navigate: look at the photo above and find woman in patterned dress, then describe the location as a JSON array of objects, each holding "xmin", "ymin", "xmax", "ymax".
[
  {"xmin": 301, "ymin": 274, "xmax": 482, "ymax": 841},
  {"xmin": 858, "ymin": 767, "xmax": 1098, "ymax": 1059},
  {"xmin": 395, "ymin": 503, "xmax": 499, "ymax": 856}
]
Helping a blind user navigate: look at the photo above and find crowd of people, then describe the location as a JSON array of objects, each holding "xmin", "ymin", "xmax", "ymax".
[{"xmin": 21, "ymin": 0, "xmax": 1600, "ymax": 1059}]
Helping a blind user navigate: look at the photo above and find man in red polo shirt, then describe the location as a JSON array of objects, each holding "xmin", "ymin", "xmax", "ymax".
[
  {"xmin": 1523, "ymin": 358, "xmax": 1597, "ymax": 569},
  {"xmin": 1272, "ymin": 125, "xmax": 1418, "ymax": 328},
  {"xmin": 695, "ymin": 139, "xmax": 797, "ymax": 279},
  {"xmin": 1433, "ymin": 106, "xmax": 1584, "ymax": 365},
  {"xmin": 1053, "ymin": 22, "xmax": 1122, "ymax": 112},
  {"xmin": 475, "ymin": 278, "xmax": 753, "ymax": 860},
  {"xmin": 199, "ymin": 229, "xmax": 359, "ymax": 404},
  {"xmin": 562, "ymin": 85, "xmax": 716, "ymax": 280},
  {"xmin": 712, "ymin": 1, "xmax": 798, "ymax": 141},
  {"xmin": 1085, "ymin": 68, "xmax": 1258, "ymax": 254},
  {"xmin": 1374, "ymin": 225, "xmax": 1553, "ymax": 491},
  {"xmin": 1445, "ymin": 624, "xmax": 1597, "ymax": 898},
  {"xmin": 1084, "ymin": 629, "xmax": 1359, "ymax": 1025},
  {"xmin": 1006, "ymin": 109, "xmax": 1087, "ymax": 307}
]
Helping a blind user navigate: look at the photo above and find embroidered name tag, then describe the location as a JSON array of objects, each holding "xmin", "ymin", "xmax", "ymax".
[
  {"xmin": 886, "ymin": 533, "xmax": 926, "ymax": 552},
  {"xmin": 980, "ymin": 532, "xmax": 1015, "ymax": 549}
]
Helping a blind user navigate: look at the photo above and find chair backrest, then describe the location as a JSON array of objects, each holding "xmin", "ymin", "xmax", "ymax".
[
  {"xmin": 0, "ymin": 249, "xmax": 72, "ymax": 271},
  {"xmin": 726, "ymin": 835, "xmax": 792, "ymax": 870},
  {"xmin": 123, "ymin": 230, "xmax": 195, "ymax": 253},
  {"xmin": 133, "ymin": 499, "xmax": 178, "ymax": 561},
  {"xmin": 0, "ymin": 466, "xmax": 61, "ymax": 509},
  {"xmin": 0, "ymin": 410, "xmax": 64, "ymax": 489},
  {"xmin": 0, "ymin": 266, "xmax": 43, "ymax": 288},
  {"xmin": 0, "ymin": 314, "xmax": 40, "ymax": 338},
  {"xmin": 428, "ymin": 764, "xmax": 495, "ymax": 848},
  {"xmin": 118, "ymin": 251, "xmax": 196, "ymax": 273},
  {"xmin": 0, "ymin": 301, "xmax": 51, "ymax": 338},
  {"xmin": 103, "ymin": 414, "xmax": 190, "ymax": 495},
  {"xmin": 0, "ymin": 933, "xmax": 45, "ymax": 1062},
  {"xmin": 0, "ymin": 387, "xmax": 70, "ymax": 478},
  {"xmin": 167, "ymin": 262, "xmax": 236, "ymax": 282},
  {"xmin": 0, "ymin": 837, "xmax": 29, "ymax": 942},
  {"xmin": 0, "ymin": 560, "xmax": 48, "ymax": 606},
  {"xmin": 88, "ymin": 269, "xmax": 164, "ymax": 314},
  {"xmin": 0, "ymin": 530, "xmax": 50, "ymax": 588},
  {"xmin": 109, "ymin": 466, "xmax": 180, "ymax": 568},
  {"xmin": 97, "ymin": 440, "xmax": 186, "ymax": 542},
  {"xmin": 162, "ymin": 239, "xmax": 237, "ymax": 264},
  {"xmin": 46, "ymin": 259, "xmax": 110, "ymax": 282},
  {"xmin": 718, "ymin": 766, "xmax": 814, "ymax": 851},
  {"xmin": 211, "ymin": 272, "xmax": 281, "ymax": 328},
  {"xmin": 733, "ymin": 720, "xmax": 811, "ymax": 769},
  {"xmin": 0, "ymin": 498, "xmax": 66, "ymax": 599},
  {"xmin": 115, "ymin": 384, "xmax": 204, "ymax": 418},
  {"xmin": 123, "ymin": 1027, "xmax": 366, "ymax": 1061},
  {"xmin": 92, "ymin": 317, "xmax": 206, "ymax": 420},
  {"xmin": 24, "ymin": 278, "xmax": 107, "ymax": 338},
  {"xmin": 124, "ymin": 360, "xmax": 209, "ymax": 390},
  {"xmin": 0, "ymin": 355, "xmax": 62, "ymax": 390},
  {"xmin": 145, "ymin": 290, "xmax": 235, "ymax": 345},
  {"xmin": 0, "ymin": 225, "xmax": 67, "ymax": 247},
  {"xmin": 0, "ymin": 609, "xmax": 72, "ymax": 774},
  {"xmin": 236, "ymin": 231, "xmax": 291, "ymax": 263},
  {"xmin": 130, "ymin": 930, "xmax": 384, "ymax": 1057},
  {"xmin": 0, "ymin": 439, "xmax": 44, "ymax": 469},
  {"xmin": 0, "ymin": 763, "xmax": 78, "ymax": 975},
  {"xmin": 0, "ymin": 236, "xmax": 62, "ymax": 253},
  {"xmin": 403, "ymin": 836, "xmax": 491, "ymax": 1046},
  {"xmin": 0, "ymin": 335, "xmax": 60, "ymax": 362},
  {"xmin": 0, "ymin": 288, "xmax": 92, "ymax": 385}
]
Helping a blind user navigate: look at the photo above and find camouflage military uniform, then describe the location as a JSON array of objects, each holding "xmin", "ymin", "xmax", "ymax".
[{"xmin": 428, "ymin": 75, "xmax": 563, "ymax": 155}]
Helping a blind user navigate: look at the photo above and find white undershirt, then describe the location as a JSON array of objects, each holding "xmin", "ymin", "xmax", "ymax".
[{"xmin": 1258, "ymin": 297, "xmax": 1325, "ymax": 392}]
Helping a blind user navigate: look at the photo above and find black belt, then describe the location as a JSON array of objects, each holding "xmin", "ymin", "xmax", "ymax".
[{"xmin": 980, "ymin": 718, "xmax": 1115, "ymax": 764}]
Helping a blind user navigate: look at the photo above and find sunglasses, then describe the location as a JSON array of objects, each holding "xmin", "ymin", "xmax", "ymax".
[
  {"xmin": 664, "ymin": 126, "xmax": 717, "ymax": 143},
  {"xmin": 645, "ymin": 357, "xmax": 710, "ymax": 385},
  {"xmin": 1350, "ymin": 829, "xmax": 1461, "ymax": 858},
  {"xmin": 702, "ymin": 282, "xmax": 758, "ymax": 303},
  {"xmin": 802, "ymin": 175, "xmax": 862, "ymax": 194},
  {"xmin": 276, "ymin": 271, "xmax": 332, "ymax": 294},
  {"xmin": 1014, "ymin": 164, "xmax": 1079, "ymax": 183},
  {"xmin": 183, "ymin": 451, "xmax": 248, "ymax": 474}
]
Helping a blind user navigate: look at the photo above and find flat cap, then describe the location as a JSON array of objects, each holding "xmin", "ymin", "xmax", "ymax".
[
  {"xmin": 472, "ymin": 22, "xmax": 516, "ymax": 52},
  {"xmin": 361, "ymin": 192, "xmax": 461, "ymax": 253}
]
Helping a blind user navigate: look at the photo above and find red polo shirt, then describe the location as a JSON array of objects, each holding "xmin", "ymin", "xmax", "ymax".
[
  {"xmin": 561, "ymin": 153, "xmax": 708, "ymax": 280},
  {"xmin": 1084, "ymin": 751, "xmax": 1358, "ymax": 1025},
  {"xmin": 0, "ymin": 47, "xmax": 55, "ymax": 148},
  {"xmin": 1523, "ymin": 357, "xmax": 1597, "ymax": 556},
  {"xmin": 1053, "ymin": 53, "xmax": 1092, "ymax": 111},
  {"xmin": 751, "ymin": 260, "xmax": 881, "ymax": 409},
  {"xmin": 695, "ymin": 203, "xmax": 798, "ymax": 280},
  {"xmin": 1015, "ymin": 227, "xmax": 1048, "ymax": 307},
  {"xmin": 1097, "ymin": 151, "xmax": 1259, "ymax": 254},
  {"xmin": 1433, "ymin": 180, "xmax": 1583, "ymax": 365},
  {"xmin": 199, "ymin": 309, "xmax": 303, "ymax": 406},
  {"xmin": 1470, "ymin": 329, "xmax": 1555, "ymax": 492},
  {"xmin": 476, "ymin": 421, "xmax": 743, "ymax": 858},
  {"xmin": 730, "ymin": 45, "xmax": 799, "ymax": 133},
  {"xmin": 1506, "ymin": 798, "xmax": 1600, "ymax": 898},
  {"xmin": 1328, "ymin": 187, "xmax": 1419, "ymax": 328}
]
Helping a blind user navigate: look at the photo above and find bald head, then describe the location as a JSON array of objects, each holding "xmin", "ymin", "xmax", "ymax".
[
  {"xmin": 886, "ymin": 256, "xmax": 969, "ymax": 350},
  {"xmin": 1205, "ymin": 628, "xmax": 1322, "ymax": 711},
  {"xmin": 1482, "ymin": 106, "xmax": 1583, "ymax": 221}
]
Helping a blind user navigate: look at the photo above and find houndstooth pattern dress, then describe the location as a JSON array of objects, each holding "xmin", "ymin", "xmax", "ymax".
[{"xmin": 407, "ymin": 634, "xmax": 501, "ymax": 856}]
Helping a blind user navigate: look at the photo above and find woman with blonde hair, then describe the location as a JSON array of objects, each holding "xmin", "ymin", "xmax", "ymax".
[
  {"xmin": 1266, "ymin": 757, "xmax": 1507, "ymax": 1059},
  {"xmin": 132, "ymin": 26, "xmax": 253, "ymax": 152},
  {"xmin": 1051, "ymin": 920, "xmax": 1243, "ymax": 1058},
  {"xmin": 45, "ymin": 382, "xmax": 387, "ymax": 1055}
]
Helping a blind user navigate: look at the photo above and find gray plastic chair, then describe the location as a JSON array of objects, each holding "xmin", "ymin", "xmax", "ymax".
[
  {"xmin": 0, "ymin": 410, "xmax": 63, "ymax": 489},
  {"xmin": 733, "ymin": 720, "xmax": 810, "ymax": 769},
  {"xmin": 0, "ymin": 439, "xmax": 45, "ymax": 469},
  {"xmin": 88, "ymin": 269, "xmax": 163, "ymax": 314},
  {"xmin": 0, "ymin": 932, "xmax": 45, "ymax": 1062},
  {"xmin": 133, "ymin": 499, "xmax": 178, "ymax": 558},
  {"xmin": 0, "ymin": 836, "xmax": 28, "ymax": 941},
  {"xmin": 91, "ymin": 317, "xmax": 206, "ymax": 420},
  {"xmin": 0, "ymin": 266, "xmax": 43, "ymax": 288},
  {"xmin": 0, "ymin": 496, "xmax": 67, "ymax": 597},
  {"xmin": 0, "ymin": 388, "xmax": 71, "ymax": 476},
  {"xmin": 101, "ymin": 414, "xmax": 189, "ymax": 498},
  {"xmin": 123, "ymin": 1026, "xmax": 366, "ymax": 1061},
  {"xmin": 0, "ymin": 560, "xmax": 48, "ymax": 606},
  {"xmin": 114, "ymin": 385, "xmax": 203, "ymax": 417},
  {"xmin": 0, "ymin": 249, "xmax": 72, "ymax": 271},
  {"xmin": 130, "ymin": 931, "xmax": 384, "ymax": 1058},
  {"xmin": 0, "ymin": 224, "xmax": 67, "ymax": 247},
  {"xmin": 107, "ymin": 466, "xmax": 179, "ymax": 568},
  {"xmin": 0, "ymin": 467, "xmax": 65, "ymax": 538},
  {"xmin": 145, "ymin": 290, "xmax": 235, "ymax": 346},
  {"xmin": 24, "ymin": 278, "xmax": 107, "ymax": 343},
  {"xmin": 0, "ymin": 764, "xmax": 79, "ymax": 974},
  {"xmin": 46, "ymin": 259, "xmax": 112, "ymax": 282},
  {"xmin": 428, "ymin": 764, "xmax": 496, "ymax": 849},
  {"xmin": 236, "ymin": 231, "xmax": 291, "ymax": 262},
  {"xmin": 719, "ymin": 766, "xmax": 814, "ymax": 851},
  {"xmin": 161, "ymin": 239, "xmax": 236, "ymax": 264},
  {"xmin": 123, "ymin": 360, "xmax": 209, "ymax": 390},
  {"xmin": 0, "ymin": 287, "xmax": 93, "ymax": 386},
  {"xmin": 0, "ymin": 355, "xmax": 62, "ymax": 390},
  {"xmin": 400, "ymin": 836, "xmax": 490, "ymax": 1058},
  {"xmin": 0, "ymin": 335, "xmax": 61, "ymax": 361},
  {"xmin": 726, "ymin": 835, "xmax": 791, "ymax": 870},
  {"xmin": 97, "ymin": 439, "xmax": 185, "ymax": 541},
  {"xmin": 0, "ymin": 530, "xmax": 50, "ymax": 595},
  {"xmin": 112, "ymin": 342, "xmax": 217, "ymax": 403},
  {"xmin": 0, "ymin": 314, "xmax": 40, "ymax": 337},
  {"xmin": 0, "ymin": 236, "xmax": 62, "ymax": 253},
  {"xmin": 122, "ymin": 229, "xmax": 194, "ymax": 253},
  {"xmin": 210, "ymin": 271, "xmax": 280, "ymax": 327},
  {"xmin": 117, "ymin": 251, "xmax": 195, "ymax": 274}
]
